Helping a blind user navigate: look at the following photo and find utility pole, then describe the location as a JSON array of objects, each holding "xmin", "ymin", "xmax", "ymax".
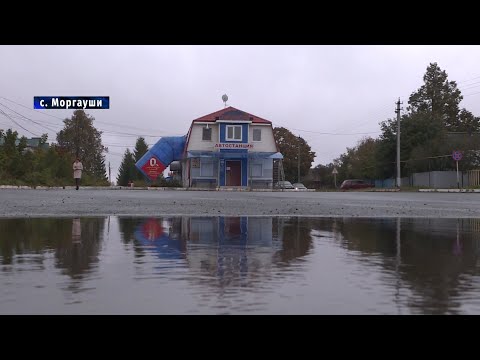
[
  {"xmin": 297, "ymin": 136, "xmax": 301, "ymax": 183},
  {"xmin": 108, "ymin": 161, "xmax": 111, "ymax": 185},
  {"xmin": 395, "ymin": 98, "xmax": 403, "ymax": 188},
  {"xmin": 75, "ymin": 116, "xmax": 79, "ymax": 158}
]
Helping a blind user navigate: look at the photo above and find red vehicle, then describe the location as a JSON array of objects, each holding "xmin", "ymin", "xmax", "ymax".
[{"xmin": 340, "ymin": 179, "xmax": 374, "ymax": 190}]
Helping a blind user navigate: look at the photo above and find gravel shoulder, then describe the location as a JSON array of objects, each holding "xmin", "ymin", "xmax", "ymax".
[{"xmin": 1, "ymin": 189, "xmax": 480, "ymax": 218}]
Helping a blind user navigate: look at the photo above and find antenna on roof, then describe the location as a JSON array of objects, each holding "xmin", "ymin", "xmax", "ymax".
[{"xmin": 222, "ymin": 94, "xmax": 228, "ymax": 108}]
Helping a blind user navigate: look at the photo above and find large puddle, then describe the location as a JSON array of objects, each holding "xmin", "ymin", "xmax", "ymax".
[{"xmin": 1, "ymin": 216, "xmax": 480, "ymax": 314}]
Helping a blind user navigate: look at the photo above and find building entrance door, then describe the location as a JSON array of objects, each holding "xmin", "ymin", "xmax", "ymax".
[{"xmin": 226, "ymin": 160, "xmax": 241, "ymax": 186}]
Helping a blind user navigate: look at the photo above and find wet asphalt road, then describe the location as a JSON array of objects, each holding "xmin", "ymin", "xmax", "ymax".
[{"xmin": 1, "ymin": 189, "xmax": 480, "ymax": 218}]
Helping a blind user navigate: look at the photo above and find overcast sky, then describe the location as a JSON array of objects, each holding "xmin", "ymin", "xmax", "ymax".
[{"xmin": 1, "ymin": 45, "xmax": 480, "ymax": 183}]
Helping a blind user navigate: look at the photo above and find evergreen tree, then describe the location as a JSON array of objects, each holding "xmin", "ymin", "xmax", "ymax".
[
  {"xmin": 133, "ymin": 137, "xmax": 149, "ymax": 180},
  {"xmin": 91, "ymin": 151, "xmax": 108, "ymax": 182},
  {"xmin": 116, "ymin": 149, "xmax": 136, "ymax": 186}
]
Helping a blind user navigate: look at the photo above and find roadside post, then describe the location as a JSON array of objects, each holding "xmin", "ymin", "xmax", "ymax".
[
  {"xmin": 452, "ymin": 150, "xmax": 463, "ymax": 189},
  {"xmin": 332, "ymin": 167, "xmax": 338, "ymax": 188}
]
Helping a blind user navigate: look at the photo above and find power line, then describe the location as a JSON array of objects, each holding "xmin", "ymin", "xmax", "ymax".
[
  {"xmin": 0, "ymin": 97, "xmax": 66, "ymax": 120},
  {"xmin": 0, "ymin": 108, "xmax": 39, "ymax": 136},
  {"xmin": 331, "ymin": 104, "xmax": 393, "ymax": 134},
  {"xmin": 272, "ymin": 122, "xmax": 381, "ymax": 135},
  {"xmin": 0, "ymin": 102, "xmax": 58, "ymax": 133},
  {"xmin": 458, "ymin": 80, "xmax": 480, "ymax": 91},
  {"xmin": 0, "ymin": 96, "xmax": 184, "ymax": 138},
  {"xmin": 463, "ymin": 90, "xmax": 480, "ymax": 97},
  {"xmin": 6, "ymin": 114, "xmax": 63, "ymax": 128},
  {"xmin": 457, "ymin": 75, "xmax": 480, "ymax": 85}
]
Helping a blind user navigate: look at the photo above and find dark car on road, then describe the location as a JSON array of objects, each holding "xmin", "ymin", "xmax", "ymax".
[
  {"xmin": 274, "ymin": 181, "xmax": 295, "ymax": 189},
  {"xmin": 340, "ymin": 179, "xmax": 374, "ymax": 190}
]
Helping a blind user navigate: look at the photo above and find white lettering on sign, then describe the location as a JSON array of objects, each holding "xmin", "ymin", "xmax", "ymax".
[
  {"xmin": 141, "ymin": 156, "xmax": 165, "ymax": 180},
  {"xmin": 214, "ymin": 143, "xmax": 253, "ymax": 149}
]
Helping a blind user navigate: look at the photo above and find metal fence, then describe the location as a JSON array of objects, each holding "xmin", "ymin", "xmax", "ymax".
[{"xmin": 375, "ymin": 170, "xmax": 480, "ymax": 188}]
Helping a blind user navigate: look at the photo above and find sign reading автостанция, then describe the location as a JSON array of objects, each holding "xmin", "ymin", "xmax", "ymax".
[
  {"xmin": 34, "ymin": 96, "xmax": 110, "ymax": 110},
  {"xmin": 214, "ymin": 143, "xmax": 253, "ymax": 149}
]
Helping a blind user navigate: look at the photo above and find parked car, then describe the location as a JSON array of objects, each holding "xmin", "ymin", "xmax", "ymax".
[
  {"xmin": 292, "ymin": 183, "xmax": 307, "ymax": 191},
  {"xmin": 274, "ymin": 181, "xmax": 294, "ymax": 189},
  {"xmin": 340, "ymin": 179, "xmax": 374, "ymax": 190}
]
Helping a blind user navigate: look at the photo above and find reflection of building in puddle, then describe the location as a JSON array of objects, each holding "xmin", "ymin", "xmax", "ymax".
[
  {"xmin": 184, "ymin": 217, "xmax": 280, "ymax": 287},
  {"xmin": 133, "ymin": 217, "xmax": 185, "ymax": 259},
  {"xmin": 131, "ymin": 216, "xmax": 312, "ymax": 288}
]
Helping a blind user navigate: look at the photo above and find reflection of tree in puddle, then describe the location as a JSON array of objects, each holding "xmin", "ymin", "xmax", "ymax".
[
  {"xmin": 55, "ymin": 218, "xmax": 105, "ymax": 280},
  {"xmin": 72, "ymin": 218, "xmax": 81, "ymax": 244},
  {"xmin": 0, "ymin": 217, "xmax": 106, "ymax": 292},
  {"xmin": 308, "ymin": 217, "xmax": 480, "ymax": 315},
  {"xmin": 272, "ymin": 217, "xmax": 314, "ymax": 264}
]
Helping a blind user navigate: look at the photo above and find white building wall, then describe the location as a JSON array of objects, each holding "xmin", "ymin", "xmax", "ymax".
[
  {"xmin": 185, "ymin": 122, "xmax": 278, "ymax": 188},
  {"xmin": 248, "ymin": 124, "xmax": 277, "ymax": 152},
  {"xmin": 186, "ymin": 124, "xmax": 219, "ymax": 151},
  {"xmin": 187, "ymin": 123, "xmax": 277, "ymax": 153}
]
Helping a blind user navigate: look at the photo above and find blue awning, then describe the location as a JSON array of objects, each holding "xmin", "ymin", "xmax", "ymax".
[
  {"xmin": 187, "ymin": 151, "xmax": 283, "ymax": 159},
  {"xmin": 266, "ymin": 152, "xmax": 283, "ymax": 159}
]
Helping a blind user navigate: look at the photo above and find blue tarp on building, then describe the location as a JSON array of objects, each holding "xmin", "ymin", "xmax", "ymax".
[{"xmin": 135, "ymin": 135, "xmax": 186, "ymax": 180}]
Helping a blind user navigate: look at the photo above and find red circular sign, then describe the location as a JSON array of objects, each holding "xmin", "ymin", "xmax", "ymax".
[{"xmin": 452, "ymin": 150, "xmax": 463, "ymax": 161}]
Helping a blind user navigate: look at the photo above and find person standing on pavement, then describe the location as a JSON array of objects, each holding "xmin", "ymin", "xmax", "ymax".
[{"xmin": 73, "ymin": 158, "xmax": 83, "ymax": 190}]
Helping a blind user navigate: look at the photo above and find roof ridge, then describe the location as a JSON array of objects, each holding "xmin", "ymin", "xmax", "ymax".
[{"xmin": 192, "ymin": 106, "xmax": 271, "ymax": 124}]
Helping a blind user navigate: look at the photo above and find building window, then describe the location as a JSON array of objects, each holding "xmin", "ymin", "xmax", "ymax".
[
  {"xmin": 251, "ymin": 164, "xmax": 262, "ymax": 177},
  {"xmin": 202, "ymin": 127, "xmax": 212, "ymax": 141},
  {"xmin": 226, "ymin": 125, "xmax": 242, "ymax": 141},
  {"xmin": 191, "ymin": 158, "xmax": 200, "ymax": 168},
  {"xmin": 200, "ymin": 159, "xmax": 214, "ymax": 177},
  {"xmin": 253, "ymin": 128, "xmax": 262, "ymax": 142}
]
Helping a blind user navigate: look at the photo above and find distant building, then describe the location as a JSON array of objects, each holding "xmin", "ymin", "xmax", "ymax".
[
  {"xmin": 182, "ymin": 107, "xmax": 283, "ymax": 188},
  {"xmin": 136, "ymin": 106, "xmax": 284, "ymax": 188},
  {"xmin": 0, "ymin": 136, "xmax": 49, "ymax": 151},
  {"xmin": 25, "ymin": 137, "xmax": 49, "ymax": 151}
]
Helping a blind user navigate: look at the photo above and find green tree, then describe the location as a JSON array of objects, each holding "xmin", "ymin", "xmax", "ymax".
[
  {"xmin": 0, "ymin": 129, "xmax": 24, "ymax": 179},
  {"xmin": 90, "ymin": 151, "xmax": 109, "ymax": 182},
  {"xmin": 347, "ymin": 137, "xmax": 378, "ymax": 179},
  {"xmin": 133, "ymin": 137, "xmax": 149, "ymax": 180},
  {"xmin": 0, "ymin": 128, "xmax": 75, "ymax": 186},
  {"xmin": 273, "ymin": 127, "xmax": 315, "ymax": 182},
  {"xmin": 377, "ymin": 62, "xmax": 480, "ymax": 176},
  {"xmin": 408, "ymin": 62, "xmax": 462, "ymax": 129},
  {"xmin": 309, "ymin": 163, "xmax": 335, "ymax": 188},
  {"xmin": 116, "ymin": 149, "xmax": 136, "ymax": 186},
  {"xmin": 56, "ymin": 110, "xmax": 107, "ymax": 180}
]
